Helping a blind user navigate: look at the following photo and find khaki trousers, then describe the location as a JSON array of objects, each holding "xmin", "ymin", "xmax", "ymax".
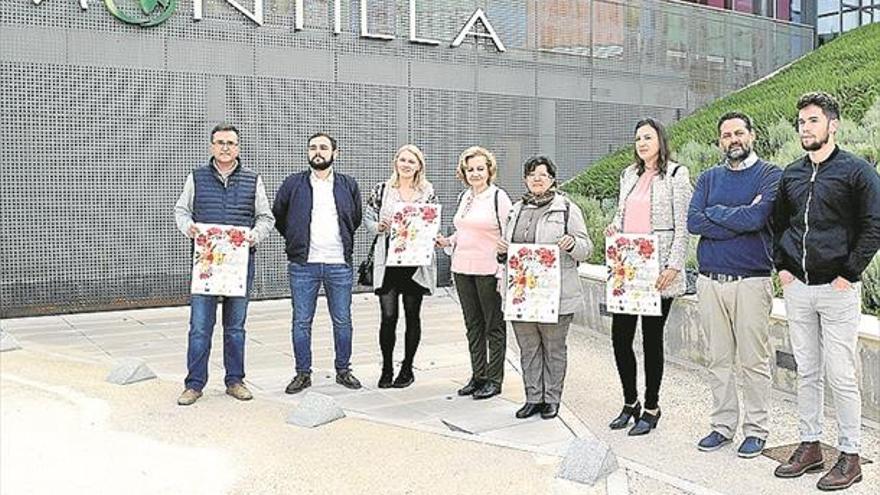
[{"xmin": 697, "ymin": 275, "xmax": 773, "ymax": 440}]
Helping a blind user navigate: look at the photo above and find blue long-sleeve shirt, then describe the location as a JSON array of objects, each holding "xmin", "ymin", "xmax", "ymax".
[{"xmin": 687, "ymin": 157, "xmax": 782, "ymax": 277}]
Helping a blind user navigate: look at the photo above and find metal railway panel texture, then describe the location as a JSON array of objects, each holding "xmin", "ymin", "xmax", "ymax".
[{"xmin": 0, "ymin": 0, "xmax": 812, "ymax": 316}]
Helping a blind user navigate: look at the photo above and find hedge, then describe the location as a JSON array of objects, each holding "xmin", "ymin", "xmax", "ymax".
[{"xmin": 562, "ymin": 23, "xmax": 880, "ymax": 201}]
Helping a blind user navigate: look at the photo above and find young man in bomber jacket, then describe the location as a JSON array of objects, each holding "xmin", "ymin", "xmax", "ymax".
[{"xmin": 773, "ymin": 92, "xmax": 880, "ymax": 491}]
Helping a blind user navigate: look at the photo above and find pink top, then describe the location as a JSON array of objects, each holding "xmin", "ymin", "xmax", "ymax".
[
  {"xmin": 623, "ymin": 169, "xmax": 656, "ymax": 234},
  {"xmin": 450, "ymin": 185, "xmax": 512, "ymax": 275}
]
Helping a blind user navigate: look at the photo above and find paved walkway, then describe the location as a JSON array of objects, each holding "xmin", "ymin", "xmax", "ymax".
[{"xmin": 3, "ymin": 292, "xmax": 878, "ymax": 494}]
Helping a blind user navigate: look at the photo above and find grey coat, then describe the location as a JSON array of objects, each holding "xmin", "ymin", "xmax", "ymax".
[
  {"xmin": 612, "ymin": 162, "xmax": 693, "ymax": 298},
  {"xmin": 502, "ymin": 193, "xmax": 593, "ymax": 316},
  {"xmin": 364, "ymin": 181, "xmax": 437, "ymax": 294}
]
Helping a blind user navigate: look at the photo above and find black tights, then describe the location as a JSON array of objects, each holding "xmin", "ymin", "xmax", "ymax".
[
  {"xmin": 379, "ymin": 288, "xmax": 423, "ymax": 371},
  {"xmin": 611, "ymin": 298, "xmax": 674, "ymax": 410}
]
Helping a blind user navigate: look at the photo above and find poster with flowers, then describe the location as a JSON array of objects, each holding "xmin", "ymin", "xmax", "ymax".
[
  {"xmin": 386, "ymin": 203, "xmax": 442, "ymax": 266},
  {"xmin": 191, "ymin": 223, "xmax": 251, "ymax": 297},
  {"xmin": 605, "ymin": 234, "xmax": 661, "ymax": 316},
  {"xmin": 504, "ymin": 244, "xmax": 561, "ymax": 323}
]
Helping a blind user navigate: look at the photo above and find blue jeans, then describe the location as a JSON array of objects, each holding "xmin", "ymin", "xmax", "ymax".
[
  {"xmin": 288, "ymin": 262, "xmax": 354, "ymax": 374},
  {"xmin": 185, "ymin": 256, "xmax": 255, "ymax": 391}
]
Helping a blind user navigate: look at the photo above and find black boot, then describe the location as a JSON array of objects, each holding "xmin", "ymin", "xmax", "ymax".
[
  {"xmin": 378, "ymin": 365, "xmax": 394, "ymax": 389},
  {"xmin": 393, "ymin": 365, "xmax": 414, "ymax": 388},
  {"xmin": 609, "ymin": 402, "xmax": 641, "ymax": 430},
  {"xmin": 628, "ymin": 407, "xmax": 661, "ymax": 436}
]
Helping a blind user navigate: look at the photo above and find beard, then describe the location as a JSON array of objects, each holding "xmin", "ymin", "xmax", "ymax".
[
  {"xmin": 801, "ymin": 133, "xmax": 829, "ymax": 152},
  {"xmin": 309, "ymin": 155, "xmax": 334, "ymax": 171},
  {"xmin": 725, "ymin": 144, "xmax": 751, "ymax": 161}
]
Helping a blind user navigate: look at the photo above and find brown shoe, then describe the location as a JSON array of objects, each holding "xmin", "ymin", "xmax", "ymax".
[
  {"xmin": 177, "ymin": 388, "xmax": 202, "ymax": 406},
  {"xmin": 817, "ymin": 453, "xmax": 862, "ymax": 491},
  {"xmin": 226, "ymin": 382, "xmax": 253, "ymax": 401},
  {"xmin": 774, "ymin": 441, "xmax": 824, "ymax": 478}
]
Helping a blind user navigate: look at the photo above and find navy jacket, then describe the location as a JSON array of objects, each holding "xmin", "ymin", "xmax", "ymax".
[
  {"xmin": 192, "ymin": 164, "xmax": 258, "ymax": 228},
  {"xmin": 687, "ymin": 159, "xmax": 782, "ymax": 277},
  {"xmin": 773, "ymin": 147, "xmax": 880, "ymax": 284},
  {"xmin": 272, "ymin": 170, "xmax": 362, "ymax": 264}
]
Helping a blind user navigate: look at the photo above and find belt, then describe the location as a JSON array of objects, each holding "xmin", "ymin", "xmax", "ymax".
[{"xmin": 700, "ymin": 271, "xmax": 752, "ymax": 283}]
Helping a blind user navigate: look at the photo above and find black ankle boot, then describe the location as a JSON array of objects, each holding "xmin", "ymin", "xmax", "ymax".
[
  {"xmin": 378, "ymin": 366, "xmax": 393, "ymax": 388},
  {"xmin": 609, "ymin": 402, "xmax": 641, "ymax": 430},
  {"xmin": 392, "ymin": 367, "xmax": 414, "ymax": 388},
  {"xmin": 628, "ymin": 407, "xmax": 661, "ymax": 436}
]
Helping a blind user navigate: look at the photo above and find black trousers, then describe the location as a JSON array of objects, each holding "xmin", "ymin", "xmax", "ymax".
[
  {"xmin": 611, "ymin": 297, "xmax": 674, "ymax": 410},
  {"xmin": 454, "ymin": 273, "xmax": 506, "ymax": 386}
]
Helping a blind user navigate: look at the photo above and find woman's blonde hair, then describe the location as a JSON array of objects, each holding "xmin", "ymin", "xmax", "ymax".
[
  {"xmin": 390, "ymin": 144, "xmax": 428, "ymax": 189},
  {"xmin": 456, "ymin": 146, "xmax": 498, "ymax": 185}
]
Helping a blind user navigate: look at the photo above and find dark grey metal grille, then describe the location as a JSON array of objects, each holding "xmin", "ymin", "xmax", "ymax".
[{"xmin": 0, "ymin": 0, "xmax": 812, "ymax": 316}]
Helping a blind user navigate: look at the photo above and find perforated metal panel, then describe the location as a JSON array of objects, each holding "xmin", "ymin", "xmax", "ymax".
[{"xmin": 0, "ymin": 0, "xmax": 812, "ymax": 316}]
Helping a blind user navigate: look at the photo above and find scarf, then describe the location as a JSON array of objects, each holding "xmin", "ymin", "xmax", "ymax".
[{"xmin": 521, "ymin": 187, "xmax": 557, "ymax": 207}]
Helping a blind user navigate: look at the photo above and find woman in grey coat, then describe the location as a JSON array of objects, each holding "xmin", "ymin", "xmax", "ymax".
[
  {"xmin": 605, "ymin": 118, "xmax": 692, "ymax": 436},
  {"xmin": 497, "ymin": 156, "xmax": 592, "ymax": 420},
  {"xmin": 364, "ymin": 144, "xmax": 438, "ymax": 389}
]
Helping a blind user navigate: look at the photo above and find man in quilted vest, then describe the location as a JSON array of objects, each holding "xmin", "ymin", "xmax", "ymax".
[{"xmin": 173, "ymin": 123, "xmax": 275, "ymax": 406}]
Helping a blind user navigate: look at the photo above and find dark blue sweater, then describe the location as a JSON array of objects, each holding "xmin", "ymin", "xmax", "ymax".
[
  {"xmin": 687, "ymin": 159, "xmax": 782, "ymax": 277},
  {"xmin": 272, "ymin": 170, "xmax": 362, "ymax": 264}
]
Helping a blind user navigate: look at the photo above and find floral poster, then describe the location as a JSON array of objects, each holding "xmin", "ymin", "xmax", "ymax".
[
  {"xmin": 504, "ymin": 244, "xmax": 561, "ymax": 324},
  {"xmin": 605, "ymin": 234, "xmax": 661, "ymax": 316},
  {"xmin": 386, "ymin": 203, "xmax": 442, "ymax": 266},
  {"xmin": 191, "ymin": 223, "xmax": 251, "ymax": 297}
]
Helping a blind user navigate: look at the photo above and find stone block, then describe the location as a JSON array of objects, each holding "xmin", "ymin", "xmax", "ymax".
[
  {"xmin": 286, "ymin": 392, "xmax": 345, "ymax": 428},
  {"xmin": 0, "ymin": 331, "xmax": 22, "ymax": 352},
  {"xmin": 555, "ymin": 438, "xmax": 618, "ymax": 486},
  {"xmin": 105, "ymin": 358, "xmax": 157, "ymax": 385}
]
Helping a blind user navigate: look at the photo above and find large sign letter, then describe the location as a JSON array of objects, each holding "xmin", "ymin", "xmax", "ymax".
[
  {"xmin": 194, "ymin": 0, "xmax": 263, "ymax": 26},
  {"xmin": 295, "ymin": 0, "xmax": 341, "ymax": 34},
  {"xmin": 360, "ymin": 0, "xmax": 394, "ymax": 41},
  {"xmin": 451, "ymin": 8, "xmax": 506, "ymax": 52},
  {"xmin": 32, "ymin": 0, "xmax": 89, "ymax": 8},
  {"xmin": 409, "ymin": 0, "xmax": 439, "ymax": 45}
]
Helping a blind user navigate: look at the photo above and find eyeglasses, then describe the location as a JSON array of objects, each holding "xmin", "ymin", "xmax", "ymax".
[{"xmin": 212, "ymin": 140, "xmax": 239, "ymax": 148}]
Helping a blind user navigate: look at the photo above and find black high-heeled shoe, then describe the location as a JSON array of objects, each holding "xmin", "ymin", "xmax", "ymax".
[
  {"xmin": 609, "ymin": 402, "xmax": 641, "ymax": 430},
  {"xmin": 628, "ymin": 407, "xmax": 661, "ymax": 436}
]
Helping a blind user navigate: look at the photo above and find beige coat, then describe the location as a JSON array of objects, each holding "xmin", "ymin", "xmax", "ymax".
[
  {"xmin": 502, "ymin": 193, "xmax": 593, "ymax": 316},
  {"xmin": 612, "ymin": 162, "xmax": 693, "ymax": 298}
]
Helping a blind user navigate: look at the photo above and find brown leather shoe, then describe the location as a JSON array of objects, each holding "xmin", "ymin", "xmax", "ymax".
[
  {"xmin": 817, "ymin": 453, "xmax": 862, "ymax": 491},
  {"xmin": 177, "ymin": 388, "xmax": 202, "ymax": 406},
  {"xmin": 774, "ymin": 441, "xmax": 824, "ymax": 478},
  {"xmin": 226, "ymin": 382, "xmax": 253, "ymax": 401}
]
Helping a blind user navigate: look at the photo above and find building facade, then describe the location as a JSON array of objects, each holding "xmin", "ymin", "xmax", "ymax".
[{"xmin": 0, "ymin": 0, "xmax": 813, "ymax": 316}]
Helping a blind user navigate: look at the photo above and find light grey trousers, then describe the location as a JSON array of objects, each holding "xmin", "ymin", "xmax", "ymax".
[
  {"xmin": 697, "ymin": 275, "xmax": 773, "ymax": 440},
  {"xmin": 784, "ymin": 279, "xmax": 862, "ymax": 454},
  {"xmin": 511, "ymin": 314, "xmax": 573, "ymax": 404}
]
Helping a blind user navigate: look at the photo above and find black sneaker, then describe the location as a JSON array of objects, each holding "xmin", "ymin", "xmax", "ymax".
[
  {"xmin": 336, "ymin": 370, "xmax": 362, "ymax": 390},
  {"xmin": 285, "ymin": 373, "xmax": 311, "ymax": 394}
]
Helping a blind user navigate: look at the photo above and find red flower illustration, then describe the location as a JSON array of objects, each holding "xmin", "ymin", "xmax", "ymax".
[
  {"xmin": 196, "ymin": 234, "xmax": 208, "ymax": 247},
  {"xmin": 518, "ymin": 246, "xmax": 530, "ymax": 258},
  {"xmin": 508, "ymin": 256, "xmax": 520, "ymax": 270},
  {"xmin": 421, "ymin": 206, "xmax": 438, "ymax": 223},
  {"xmin": 207, "ymin": 226, "xmax": 222, "ymax": 237},
  {"xmin": 227, "ymin": 228, "xmax": 246, "ymax": 248}
]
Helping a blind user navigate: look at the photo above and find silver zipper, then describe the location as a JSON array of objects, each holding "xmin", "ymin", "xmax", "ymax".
[{"xmin": 802, "ymin": 163, "xmax": 818, "ymax": 284}]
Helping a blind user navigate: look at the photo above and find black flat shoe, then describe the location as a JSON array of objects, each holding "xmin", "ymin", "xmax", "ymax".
[
  {"xmin": 628, "ymin": 408, "xmax": 661, "ymax": 436},
  {"xmin": 392, "ymin": 369, "xmax": 414, "ymax": 388},
  {"xmin": 472, "ymin": 382, "xmax": 501, "ymax": 400},
  {"xmin": 457, "ymin": 378, "xmax": 484, "ymax": 396},
  {"xmin": 515, "ymin": 402, "xmax": 543, "ymax": 419},
  {"xmin": 609, "ymin": 402, "xmax": 641, "ymax": 430},
  {"xmin": 541, "ymin": 403, "xmax": 560, "ymax": 419},
  {"xmin": 377, "ymin": 368, "xmax": 393, "ymax": 389}
]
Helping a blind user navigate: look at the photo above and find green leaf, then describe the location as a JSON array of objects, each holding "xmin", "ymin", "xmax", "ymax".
[{"xmin": 140, "ymin": 0, "xmax": 158, "ymax": 14}]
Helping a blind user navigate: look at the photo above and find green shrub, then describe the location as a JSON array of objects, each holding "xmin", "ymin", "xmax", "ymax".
[
  {"xmin": 563, "ymin": 23, "xmax": 880, "ymax": 201},
  {"xmin": 863, "ymin": 256, "xmax": 880, "ymax": 318},
  {"xmin": 567, "ymin": 192, "xmax": 613, "ymax": 265}
]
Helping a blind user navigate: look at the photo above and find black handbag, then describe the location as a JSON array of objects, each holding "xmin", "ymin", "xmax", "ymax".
[{"xmin": 358, "ymin": 235, "xmax": 379, "ymax": 286}]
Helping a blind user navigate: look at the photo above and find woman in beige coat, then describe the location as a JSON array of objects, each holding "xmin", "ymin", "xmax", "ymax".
[
  {"xmin": 497, "ymin": 156, "xmax": 592, "ymax": 420},
  {"xmin": 605, "ymin": 118, "xmax": 692, "ymax": 435}
]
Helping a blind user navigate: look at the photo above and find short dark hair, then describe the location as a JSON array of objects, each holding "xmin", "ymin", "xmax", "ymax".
[
  {"xmin": 633, "ymin": 118, "xmax": 671, "ymax": 175},
  {"xmin": 308, "ymin": 132, "xmax": 338, "ymax": 152},
  {"xmin": 210, "ymin": 123, "xmax": 239, "ymax": 142},
  {"xmin": 797, "ymin": 91, "xmax": 840, "ymax": 121},
  {"xmin": 717, "ymin": 111, "xmax": 754, "ymax": 133},
  {"xmin": 523, "ymin": 155, "xmax": 557, "ymax": 179}
]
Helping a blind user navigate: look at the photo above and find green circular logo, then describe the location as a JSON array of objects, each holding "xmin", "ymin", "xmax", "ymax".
[{"xmin": 103, "ymin": 0, "xmax": 178, "ymax": 27}]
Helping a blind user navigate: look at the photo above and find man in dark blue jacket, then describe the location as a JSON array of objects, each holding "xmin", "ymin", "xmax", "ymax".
[
  {"xmin": 273, "ymin": 132, "xmax": 363, "ymax": 394},
  {"xmin": 174, "ymin": 123, "xmax": 275, "ymax": 406},
  {"xmin": 688, "ymin": 112, "xmax": 782, "ymax": 459},
  {"xmin": 772, "ymin": 92, "xmax": 880, "ymax": 491}
]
